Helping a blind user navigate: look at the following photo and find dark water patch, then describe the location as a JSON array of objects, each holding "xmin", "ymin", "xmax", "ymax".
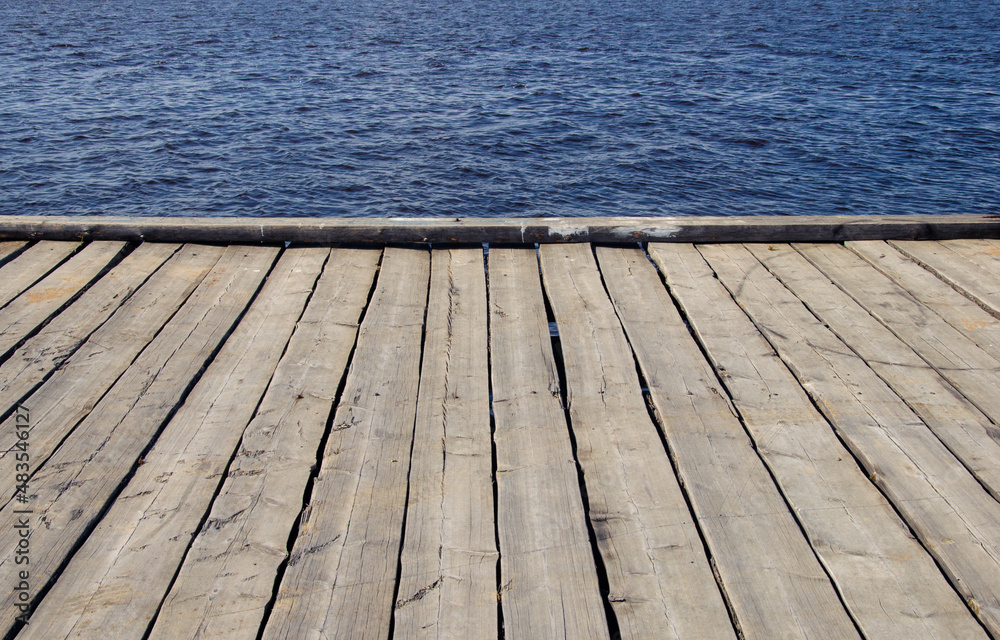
[{"xmin": 0, "ymin": 0, "xmax": 998, "ymax": 218}]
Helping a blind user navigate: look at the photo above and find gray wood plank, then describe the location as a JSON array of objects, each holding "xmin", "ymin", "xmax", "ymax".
[
  {"xmin": 890, "ymin": 240, "xmax": 1000, "ymax": 318},
  {"xmin": 487, "ymin": 247, "xmax": 610, "ymax": 640},
  {"xmin": 942, "ymin": 239, "xmax": 1000, "ymax": 279},
  {"xmin": 0, "ymin": 241, "xmax": 126, "ymax": 357},
  {"xmin": 542, "ymin": 244, "xmax": 735, "ymax": 640},
  {"xmin": 848, "ymin": 240, "xmax": 1000, "ymax": 359},
  {"xmin": 147, "ymin": 248, "xmax": 379, "ymax": 639},
  {"xmin": 0, "ymin": 245, "xmax": 278, "ymax": 635},
  {"xmin": 0, "ymin": 242, "xmax": 178, "ymax": 419},
  {"xmin": 0, "ymin": 241, "xmax": 27, "ymax": 266},
  {"xmin": 393, "ymin": 248, "xmax": 498, "ymax": 640},
  {"xmin": 606, "ymin": 244, "xmax": 859, "ymax": 640},
  {"xmin": 0, "ymin": 241, "xmax": 79, "ymax": 309},
  {"xmin": 693, "ymin": 242, "xmax": 1000, "ymax": 636},
  {"xmin": 0, "ymin": 244, "xmax": 222, "ymax": 495},
  {"xmin": 261, "ymin": 248, "xmax": 429, "ymax": 640},
  {"xmin": 3, "ymin": 213, "xmax": 1000, "ymax": 244},
  {"xmin": 19, "ymin": 248, "xmax": 330, "ymax": 640},
  {"xmin": 650, "ymin": 242, "xmax": 988, "ymax": 640},
  {"xmin": 779, "ymin": 243, "xmax": 1000, "ymax": 499}
]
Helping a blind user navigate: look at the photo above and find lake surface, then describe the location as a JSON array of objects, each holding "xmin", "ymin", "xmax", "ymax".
[{"xmin": 1, "ymin": 0, "xmax": 998, "ymax": 218}]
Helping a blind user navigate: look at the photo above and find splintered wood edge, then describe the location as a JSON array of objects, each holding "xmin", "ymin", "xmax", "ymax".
[{"xmin": 1, "ymin": 214, "xmax": 999, "ymax": 244}]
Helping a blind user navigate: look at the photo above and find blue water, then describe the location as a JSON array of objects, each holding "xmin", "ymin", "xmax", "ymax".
[{"xmin": 1, "ymin": 0, "xmax": 998, "ymax": 218}]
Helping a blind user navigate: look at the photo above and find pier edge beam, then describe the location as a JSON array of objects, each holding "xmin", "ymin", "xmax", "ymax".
[{"xmin": 1, "ymin": 214, "xmax": 999, "ymax": 245}]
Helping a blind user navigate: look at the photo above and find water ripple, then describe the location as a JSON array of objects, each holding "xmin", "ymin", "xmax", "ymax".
[{"xmin": 1, "ymin": 0, "xmax": 998, "ymax": 218}]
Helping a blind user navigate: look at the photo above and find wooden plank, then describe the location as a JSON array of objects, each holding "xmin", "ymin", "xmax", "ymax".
[
  {"xmin": 0, "ymin": 245, "xmax": 278, "ymax": 635},
  {"xmin": 0, "ymin": 241, "xmax": 126, "ymax": 358},
  {"xmin": 0, "ymin": 244, "xmax": 220, "ymax": 491},
  {"xmin": 604, "ymin": 244, "xmax": 858, "ymax": 640},
  {"xmin": 0, "ymin": 241, "xmax": 78, "ymax": 309},
  {"xmin": 890, "ymin": 240, "xmax": 1000, "ymax": 318},
  {"xmin": 0, "ymin": 241, "xmax": 27, "ymax": 266},
  {"xmin": 942, "ymin": 239, "xmax": 1000, "ymax": 279},
  {"xmin": 393, "ymin": 248, "xmax": 498, "ymax": 639},
  {"xmin": 148, "ymin": 248, "xmax": 379, "ymax": 639},
  {"xmin": 540, "ymin": 244, "xmax": 734, "ymax": 640},
  {"xmin": 848, "ymin": 240, "xmax": 1000, "ymax": 359},
  {"xmin": 0, "ymin": 242, "xmax": 178, "ymax": 416},
  {"xmin": 261, "ymin": 248, "xmax": 429, "ymax": 640},
  {"xmin": 649, "ymin": 243, "xmax": 987, "ymax": 640},
  {"xmin": 780, "ymin": 243, "xmax": 1000, "ymax": 498},
  {"xmin": 487, "ymin": 248, "xmax": 609, "ymax": 640},
  {"xmin": 692, "ymin": 242, "xmax": 1000, "ymax": 636},
  {"xmin": 20, "ymin": 248, "xmax": 330, "ymax": 639},
  {"xmin": 2, "ymin": 213, "xmax": 1000, "ymax": 245}
]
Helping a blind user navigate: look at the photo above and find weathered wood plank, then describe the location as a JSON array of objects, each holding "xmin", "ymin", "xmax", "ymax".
[
  {"xmin": 942, "ymin": 239, "xmax": 1000, "ymax": 279},
  {"xmin": 487, "ymin": 247, "xmax": 609, "ymax": 640},
  {"xmin": 890, "ymin": 240, "xmax": 1000, "ymax": 318},
  {"xmin": 0, "ymin": 245, "xmax": 278, "ymax": 635},
  {"xmin": 0, "ymin": 241, "xmax": 126, "ymax": 358},
  {"xmin": 261, "ymin": 248, "xmax": 429, "ymax": 640},
  {"xmin": 2, "ymin": 213, "xmax": 1000, "ymax": 244},
  {"xmin": 148, "ymin": 248, "xmax": 379, "ymax": 639},
  {"xmin": 694, "ymin": 242, "xmax": 1000, "ymax": 636},
  {"xmin": 0, "ymin": 241, "xmax": 78, "ymax": 309},
  {"xmin": 780, "ymin": 243, "xmax": 1000, "ymax": 499},
  {"xmin": 393, "ymin": 248, "xmax": 498, "ymax": 640},
  {"xmin": 0, "ymin": 242, "xmax": 178, "ymax": 419},
  {"xmin": 0, "ymin": 241, "xmax": 27, "ymax": 267},
  {"xmin": 607, "ymin": 244, "xmax": 858, "ymax": 640},
  {"xmin": 650, "ymin": 242, "xmax": 988, "ymax": 640},
  {"xmin": 848, "ymin": 240, "xmax": 1000, "ymax": 358},
  {"xmin": 541, "ymin": 244, "xmax": 734, "ymax": 640},
  {"xmin": 0, "ymin": 244, "xmax": 221, "ymax": 493},
  {"xmin": 20, "ymin": 248, "xmax": 330, "ymax": 639}
]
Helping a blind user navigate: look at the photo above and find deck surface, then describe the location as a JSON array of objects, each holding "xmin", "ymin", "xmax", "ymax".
[{"xmin": 2, "ymin": 238, "xmax": 1000, "ymax": 639}]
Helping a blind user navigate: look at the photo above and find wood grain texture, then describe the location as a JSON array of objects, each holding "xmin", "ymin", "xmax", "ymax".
[
  {"xmin": 393, "ymin": 248, "xmax": 498, "ymax": 640},
  {"xmin": 18, "ymin": 248, "xmax": 329, "ymax": 640},
  {"xmin": 0, "ymin": 245, "xmax": 278, "ymax": 636},
  {"xmin": 779, "ymin": 242, "xmax": 1000, "ymax": 499},
  {"xmin": 2, "ymin": 213, "xmax": 1000, "ymax": 244},
  {"xmin": 612, "ymin": 244, "xmax": 859, "ymax": 640},
  {"xmin": 941, "ymin": 239, "xmax": 1000, "ymax": 278},
  {"xmin": 695, "ymin": 242, "xmax": 1000, "ymax": 637},
  {"xmin": 0, "ymin": 241, "xmax": 79, "ymax": 309},
  {"xmin": 650, "ymin": 242, "xmax": 987, "ymax": 640},
  {"xmin": 0, "ymin": 242, "xmax": 179, "ymax": 418},
  {"xmin": 890, "ymin": 240, "xmax": 1000, "ymax": 318},
  {"xmin": 543, "ymin": 244, "xmax": 735, "ymax": 640},
  {"xmin": 148, "ymin": 248, "xmax": 380, "ymax": 639},
  {"xmin": 0, "ymin": 241, "xmax": 27, "ymax": 266},
  {"xmin": 0, "ymin": 241, "xmax": 126, "ymax": 357},
  {"xmin": 0, "ymin": 244, "xmax": 222, "ymax": 496},
  {"xmin": 848, "ymin": 240, "xmax": 1000, "ymax": 359},
  {"xmin": 261, "ymin": 248, "xmax": 429, "ymax": 640},
  {"xmin": 487, "ymin": 247, "xmax": 610, "ymax": 640}
]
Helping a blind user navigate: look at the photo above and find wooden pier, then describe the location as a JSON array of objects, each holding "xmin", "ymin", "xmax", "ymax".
[{"xmin": 1, "ymin": 215, "xmax": 1000, "ymax": 639}]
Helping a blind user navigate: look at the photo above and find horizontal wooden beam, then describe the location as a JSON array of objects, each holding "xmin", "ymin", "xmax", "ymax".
[{"xmin": 1, "ymin": 214, "xmax": 998, "ymax": 244}]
